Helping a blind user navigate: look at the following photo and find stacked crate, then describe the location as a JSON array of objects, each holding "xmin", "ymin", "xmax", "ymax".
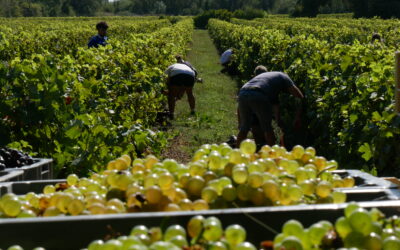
[
  {"xmin": 0, "ymin": 158, "xmax": 53, "ymax": 182},
  {"xmin": 0, "ymin": 169, "xmax": 399, "ymax": 249}
]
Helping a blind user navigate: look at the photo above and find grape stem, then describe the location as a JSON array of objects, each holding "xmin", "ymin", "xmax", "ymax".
[
  {"xmin": 278, "ymin": 175, "xmax": 296, "ymax": 180},
  {"xmin": 190, "ymin": 227, "xmax": 205, "ymax": 246},
  {"xmin": 316, "ymin": 165, "xmax": 337, "ymax": 178},
  {"xmin": 232, "ymin": 202, "xmax": 279, "ymax": 235}
]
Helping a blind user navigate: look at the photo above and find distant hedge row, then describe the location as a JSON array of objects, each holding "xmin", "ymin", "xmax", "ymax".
[{"xmin": 194, "ymin": 8, "xmax": 265, "ymax": 29}]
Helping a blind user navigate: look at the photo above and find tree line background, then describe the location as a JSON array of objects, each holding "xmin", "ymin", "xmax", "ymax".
[{"xmin": 0, "ymin": 0, "xmax": 398, "ymax": 19}]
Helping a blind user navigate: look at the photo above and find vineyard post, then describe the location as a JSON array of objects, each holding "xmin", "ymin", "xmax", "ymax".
[{"xmin": 396, "ymin": 52, "xmax": 400, "ymax": 113}]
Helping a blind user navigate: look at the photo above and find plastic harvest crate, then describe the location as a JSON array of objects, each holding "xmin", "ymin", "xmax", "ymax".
[
  {"xmin": 0, "ymin": 179, "xmax": 64, "ymax": 196},
  {"xmin": 0, "ymin": 168, "xmax": 393, "ymax": 195},
  {"xmin": 5, "ymin": 158, "xmax": 53, "ymax": 181},
  {"xmin": 0, "ymin": 180, "xmax": 399, "ymax": 249},
  {"xmin": 0, "ymin": 169, "xmax": 397, "ymax": 249},
  {"xmin": 0, "ymin": 201, "xmax": 400, "ymax": 249},
  {"xmin": 333, "ymin": 169, "xmax": 397, "ymax": 188},
  {"xmin": 1, "ymin": 178, "xmax": 399, "ymax": 200},
  {"xmin": 0, "ymin": 170, "xmax": 24, "ymax": 182}
]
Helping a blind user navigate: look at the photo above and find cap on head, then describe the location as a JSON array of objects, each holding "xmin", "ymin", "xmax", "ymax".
[
  {"xmin": 254, "ymin": 65, "xmax": 268, "ymax": 76},
  {"xmin": 96, "ymin": 21, "xmax": 109, "ymax": 30}
]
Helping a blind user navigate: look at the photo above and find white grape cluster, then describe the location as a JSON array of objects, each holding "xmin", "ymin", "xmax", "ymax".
[
  {"xmin": 85, "ymin": 215, "xmax": 255, "ymax": 250},
  {"xmin": 274, "ymin": 203, "xmax": 400, "ymax": 250},
  {"xmin": 0, "ymin": 140, "xmax": 354, "ymax": 218}
]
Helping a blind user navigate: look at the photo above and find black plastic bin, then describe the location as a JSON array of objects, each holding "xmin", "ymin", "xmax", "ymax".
[
  {"xmin": 5, "ymin": 158, "xmax": 53, "ymax": 181},
  {"xmin": 333, "ymin": 169, "xmax": 397, "ymax": 188},
  {"xmin": 0, "ymin": 179, "xmax": 64, "ymax": 196},
  {"xmin": 0, "ymin": 170, "xmax": 24, "ymax": 182},
  {"xmin": 0, "ymin": 201, "xmax": 400, "ymax": 250},
  {"xmin": 337, "ymin": 187, "xmax": 400, "ymax": 201},
  {"xmin": 0, "ymin": 170, "xmax": 398, "ymax": 249}
]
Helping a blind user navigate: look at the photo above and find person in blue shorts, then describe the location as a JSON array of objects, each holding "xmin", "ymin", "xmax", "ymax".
[
  {"xmin": 237, "ymin": 65, "xmax": 304, "ymax": 147},
  {"xmin": 88, "ymin": 21, "xmax": 109, "ymax": 48}
]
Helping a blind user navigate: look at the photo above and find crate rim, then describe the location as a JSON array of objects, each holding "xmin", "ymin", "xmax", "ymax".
[
  {"xmin": 6, "ymin": 158, "xmax": 53, "ymax": 170},
  {"xmin": 0, "ymin": 169, "xmax": 24, "ymax": 182},
  {"xmin": 0, "ymin": 200, "xmax": 399, "ymax": 225}
]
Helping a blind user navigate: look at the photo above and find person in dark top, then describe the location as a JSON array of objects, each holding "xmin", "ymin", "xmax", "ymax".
[
  {"xmin": 236, "ymin": 65, "xmax": 304, "ymax": 147},
  {"xmin": 165, "ymin": 55, "xmax": 199, "ymax": 119},
  {"xmin": 88, "ymin": 21, "xmax": 109, "ymax": 48}
]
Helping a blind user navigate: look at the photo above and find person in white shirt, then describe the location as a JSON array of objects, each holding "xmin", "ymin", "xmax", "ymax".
[
  {"xmin": 165, "ymin": 55, "xmax": 198, "ymax": 119},
  {"xmin": 220, "ymin": 48, "xmax": 233, "ymax": 73}
]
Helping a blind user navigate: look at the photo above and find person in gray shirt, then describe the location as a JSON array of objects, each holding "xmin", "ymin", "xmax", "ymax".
[{"xmin": 236, "ymin": 65, "xmax": 304, "ymax": 147}]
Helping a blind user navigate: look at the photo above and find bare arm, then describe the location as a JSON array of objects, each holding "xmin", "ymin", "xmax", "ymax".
[
  {"xmin": 273, "ymin": 104, "xmax": 285, "ymax": 146},
  {"xmin": 273, "ymin": 104, "xmax": 281, "ymax": 125},
  {"xmin": 287, "ymin": 85, "xmax": 304, "ymax": 99},
  {"xmin": 162, "ymin": 76, "xmax": 171, "ymax": 95},
  {"xmin": 237, "ymin": 107, "xmax": 241, "ymax": 127},
  {"xmin": 287, "ymin": 85, "xmax": 304, "ymax": 114}
]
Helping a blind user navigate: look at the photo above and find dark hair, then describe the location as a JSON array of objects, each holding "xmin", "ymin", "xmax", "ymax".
[
  {"xmin": 254, "ymin": 65, "xmax": 268, "ymax": 75},
  {"xmin": 175, "ymin": 55, "xmax": 183, "ymax": 61},
  {"xmin": 371, "ymin": 33, "xmax": 381, "ymax": 42},
  {"xmin": 96, "ymin": 21, "xmax": 109, "ymax": 30}
]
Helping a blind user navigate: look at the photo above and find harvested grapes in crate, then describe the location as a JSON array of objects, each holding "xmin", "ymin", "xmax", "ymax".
[
  {"xmin": 0, "ymin": 148, "xmax": 34, "ymax": 170},
  {"xmin": 0, "ymin": 140, "xmax": 354, "ymax": 218}
]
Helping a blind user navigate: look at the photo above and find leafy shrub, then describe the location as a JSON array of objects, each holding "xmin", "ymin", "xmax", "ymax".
[
  {"xmin": 194, "ymin": 9, "xmax": 233, "ymax": 29},
  {"xmin": 208, "ymin": 19, "xmax": 400, "ymax": 176},
  {"xmin": 353, "ymin": 0, "xmax": 400, "ymax": 19},
  {"xmin": 0, "ymin": 18, "xmax": 193, "ymax": 176},
  {"xmin": 233, "ymin": 8, "xmax": 265, "ymax": 20}
]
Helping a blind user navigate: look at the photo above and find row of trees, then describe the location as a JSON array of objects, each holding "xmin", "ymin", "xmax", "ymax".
[
  {"xmin": 112, "ymin": 0, "xmax": 278, "ymax": 15},
  {"xmin": 0, "ymin": 0, "xmax": 107, "ymax": 17},
  {"xmin": 0, "ymin": 0, "xmax": 399, "ymax": 19},
  {"xmin": 0, "ymin": 0, "xmax": 350, "ymax": 17},
  {"xmin": 93, "ymin": 0, "xmax": 352, "ymax": 16},
  {"xmin": 292, "ymin": 0, "xmax": 400, "ymax": 18},
  {"xmin": 352, "ymin": 0, "xmax": 400, "ymax": 18}
]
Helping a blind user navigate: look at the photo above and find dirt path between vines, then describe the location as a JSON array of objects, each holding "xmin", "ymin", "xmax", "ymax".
[{"xmin": 161, "ymin": 29, "xmax": 238, "ymax": 163}]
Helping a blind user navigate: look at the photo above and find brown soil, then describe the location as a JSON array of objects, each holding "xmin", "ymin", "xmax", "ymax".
[{"xmin": 161, "ymin": 132, "xmax": 192, "ymax": 164}]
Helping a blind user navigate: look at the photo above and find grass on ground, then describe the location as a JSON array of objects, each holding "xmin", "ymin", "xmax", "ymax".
[{"xmin": 161, "ymin": 29, "xmax": 238, "ymax": 163}]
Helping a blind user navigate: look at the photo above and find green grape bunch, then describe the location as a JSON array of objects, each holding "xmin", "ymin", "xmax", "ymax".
[
  {"xmin": 273, "ymin": 203, "xmax": 400, "ymax": 250},
  {"xmin": 83, "ymin": 215, "xmax": 256, "ymax": 250},
  {"xmin": 0, "ymin": 140, "xmax": 351, "ymax": 218}
]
